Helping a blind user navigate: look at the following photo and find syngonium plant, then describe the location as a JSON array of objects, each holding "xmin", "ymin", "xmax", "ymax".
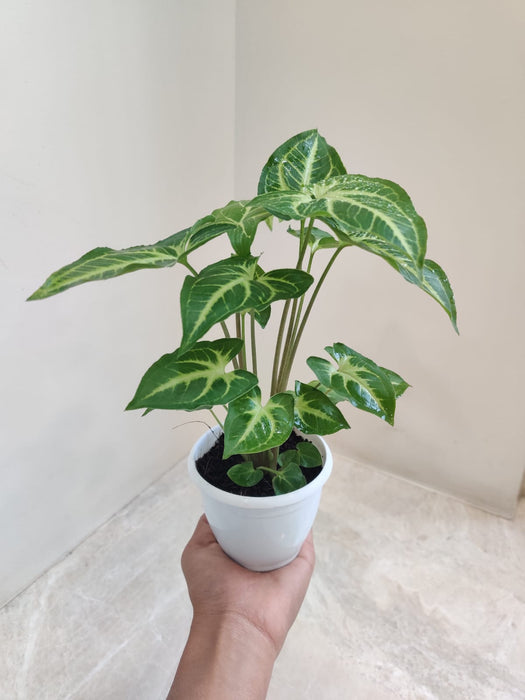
[{"xmin": 29, "ymin": 129, "xmax": 457, "ymax": 495}]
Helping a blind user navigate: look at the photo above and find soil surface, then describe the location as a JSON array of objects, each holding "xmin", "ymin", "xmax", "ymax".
[{"xmin": 196, "ymin": 431, "xmax": 323, "ymax": 497}]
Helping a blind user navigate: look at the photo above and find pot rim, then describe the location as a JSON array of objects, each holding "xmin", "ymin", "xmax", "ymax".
[{"xmin": 188, "ymin": 427, "xmax": 333, "ymax": 509}]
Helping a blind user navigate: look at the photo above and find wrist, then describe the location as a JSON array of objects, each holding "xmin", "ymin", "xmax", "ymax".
[
  {"xmin": 193, "ymin": 610, "xmax": 279, "ymax": 661},
  {"xmin": 169, "ymin": 612, "xmax": 277, "ymax": 700}
]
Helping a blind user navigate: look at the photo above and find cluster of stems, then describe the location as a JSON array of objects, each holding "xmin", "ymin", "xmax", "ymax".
[{"xmin": 200, "ymin": 218, "xmax": 344, "ymax": 466}]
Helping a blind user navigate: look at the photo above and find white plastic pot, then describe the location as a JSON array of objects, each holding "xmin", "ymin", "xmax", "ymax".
[{"xmin": 188, "ymin": 427, "xmax": 333, "ymax": 571}]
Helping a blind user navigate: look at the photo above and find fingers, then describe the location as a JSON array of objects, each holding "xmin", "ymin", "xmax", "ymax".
[{"xmin": 186, "ymin": 514, "xmax": 216, "ymax": 548}]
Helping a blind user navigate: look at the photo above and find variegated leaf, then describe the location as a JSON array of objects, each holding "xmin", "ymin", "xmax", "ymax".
[
  {"xmin": 126, "ymin": 339, "xmax": 257, "ymax": 411},
  {"xmin": 256, "ymin": 174, "xmax": 427, "ymax": 273},
  {"xmin": 258, "ymin": 129, "xmax": 346, "ymax": 194},
  {"xmin": 287, "ymin": 225, "xmax": 343, "ymax": 253},
  {"xmin": 180, "ymin": 257, "xmax": 313, "ymax": 351},
  {"xmin": 307, "ymin": 343, "xmax": 407, "ymax": 425},
  {"xmin": 387, "ymin": 257, "xmax": 458, "ymax": 332},
  {"xmin": 381, "ymin": 367, "xmax": 410, "ymax": 399},
  {"xmin": 27, "ymin": 223, "xmax": 230, "ymax": 301},
  {"xmin": 293, "ymin": 381, "xmax": 350, "ymax": 435},
  {"xmin": 189, "ymin": 199, "xmax": 270, "ymax": 257},
  {"xmin": 223, "ymin": 387, "xmax": 294, "ymax": 458}
]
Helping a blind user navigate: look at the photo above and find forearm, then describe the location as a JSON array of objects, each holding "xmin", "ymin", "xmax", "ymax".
[{"xmin": 168, "ymin": 613, "xmax": 277, "ymax": 700}]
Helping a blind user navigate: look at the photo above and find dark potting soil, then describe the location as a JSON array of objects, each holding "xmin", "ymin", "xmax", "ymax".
[{"xmin": 196, "ymin": 431, "xmax": 323, "ymax": 497}]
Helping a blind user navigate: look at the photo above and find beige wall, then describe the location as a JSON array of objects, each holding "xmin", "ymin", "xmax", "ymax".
[
  {"xmin": 235, "ymin": 0, "xmax": 525, "ymax": 516},
  {"xmin": 0, "ymin": 0, "xmax": 235, "ymax": 606}
]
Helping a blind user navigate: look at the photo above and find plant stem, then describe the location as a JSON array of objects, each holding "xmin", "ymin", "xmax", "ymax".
[
  {"xmin": 209, "ymin": 409, "xmax": 224, "ymax": 430},
  {"xmin": 180, "ymin": 259, "xmax": 199, "ymax": 276},
  {"xmin": 250, "ymin": 313, "xmax": 258, "ymax": 375},
  {"xmin": 297, "ymin": 218, "xmax": 314, "ymax": 270},
  {"xmin": 238, "ymin": 313, "xmax": 247, "ymax": 370},
  {"xmin": 277, "ymin": 247, "xmax": 343, "ymax": 392},
  {"xmin": 271, "ymin": 219, "xmax": 315, "ymax": 394},
  {"xmin": 276, "ymin": 297, "xmax": 299, "ymax": 391},
  {"xmin": 271, "ymin": 299, "xmax": 291, "ymax": 395}
]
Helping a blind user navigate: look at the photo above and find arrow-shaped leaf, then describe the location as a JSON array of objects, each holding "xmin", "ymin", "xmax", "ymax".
[
  {"xmin": 258, "ymin": 129, "xmax": 346, "ymax": 194},
  {"xmin": 307, "ymin": 343, "xmax": 407, "ymax": 425},
  {"xmin": 126, "ymin": 338, "xmax": 257, "ymax": 411},
  {"xmin": 27, "ymin": 223, "xmax": 229, "ymax": 301},
  {"xmin": 227, "ymin": 462, "xmax": 264, "ymax": 487},
  {"xmin": 272, "ymin": 465, "xmax": 307, "ymax": 495},
  {"xmin": 180, "ymin": 257, "xmax": 313, "ymax": 351},
  {"xmin": 293, "ymin": 381, "xmax": 350, "ymax": 435},
  {"xmin": 296, "ymin": 441, "xmax": 323, "ymax": 467},
  {"xmin": 223, "ymin": 387, "xmax": 294, "ymax": 458},
  {"xmin": 256, "ymin": 174, "xmax": 427, "ymax": 274}
]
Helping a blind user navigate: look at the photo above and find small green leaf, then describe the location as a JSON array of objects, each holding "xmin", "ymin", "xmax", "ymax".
[
  {"xmin": 227, "ymin": 462, "xmax": 264, "ymax": 487},
  {"xmin": 307, "ymin": 343, "xmax": 404, "ymax": 425},
  {"xmin": 126, "ymin": 338, "xmax": 257, "ymax": 411},
  {"xmin": 277, "ymin": 450, "xmax": 300, "ymax": 469},
  {"xmin": 287, "ymin": 226, "xmax": 342, "ymax": 253},
  {"xmin": 223, "ymin": 387, "xmax": 294, "ymax": 458},
  {"xmin": 253, "ymin": 305, "xmax": 271, "ymax": 328},
  {"xmin": 258, "ymin": 129, "xmax": 346, "ymax": 194},
  {"xmin": 293, "ymin": 380, "xmax": 350, "ymax": 435},
  {"xmin": 190, "ymin": 199, "xmax": 270, "ymax": 257},
  {"xmin": 272, "ymin": 465, "xmax": 307, "ymax": 495},
  {"xmin": 296, "ymin": 441, "xmax": 322, "ymax": 468}
]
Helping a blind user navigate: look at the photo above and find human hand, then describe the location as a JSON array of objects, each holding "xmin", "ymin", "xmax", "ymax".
[{"xmin": 181, "ymin": 514, "xmax": 315, "ymax": 657}]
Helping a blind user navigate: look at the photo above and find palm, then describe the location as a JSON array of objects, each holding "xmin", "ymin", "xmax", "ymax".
[{"xmin": 181, "ymin": 516, "xmax": 315, "ymax": 654}]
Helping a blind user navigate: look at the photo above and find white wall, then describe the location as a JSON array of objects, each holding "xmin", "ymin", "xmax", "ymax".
[
  {"xmin": 235, "ymin": 0, "xmax": 525, "ymax": 516},
  {"xmin": 0, "ymin": 0, "xmax": 235, "ymax": 606}
]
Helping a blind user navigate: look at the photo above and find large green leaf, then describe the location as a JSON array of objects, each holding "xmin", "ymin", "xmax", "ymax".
[
  {"xmin": 258, "ymin": 129, "xmax": 346, "ymax": 194},
  {"xmin": 256, "ymin": 174, "xmax": 427, "ymax": 273},
  {"xmin": 126, "ymin": 338, "xmax": 257, "ymax": 411},
  {"xmin": 189, "ymin": 199, "xmax": 270, "ymax": 257},
  {"xmin": 223, "ymin": 387, "xmax": 294, "ymax": 458},
  {"xmin": 26, "ymin": 223, "xmax": 231, "ymax": 301},
  {"xmin": 293, "ymin": 381, "xmax": 350, "ymax": 435},
  {"xmin": 180, "ymin": 256, "xmax": 313, "ymax": 351},
  {"xmin": 307, "ymin": 343, "xmax": 409, "ymax": 425}
]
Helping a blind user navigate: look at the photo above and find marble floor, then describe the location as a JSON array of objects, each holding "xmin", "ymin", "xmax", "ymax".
[{"xmin": 1, "ymin": 453, "xmax": 525, "ymax": 700}]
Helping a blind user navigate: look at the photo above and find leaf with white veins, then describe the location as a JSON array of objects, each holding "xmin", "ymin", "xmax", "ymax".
[
  {"xmin": 307, "ymin": 343, "xmax": 408, "ymax": 425},
  {"xmin": 293, "ymin": 381, "xmax": 349, "ymax": 435},
  {"xmin": 126, "ymin": 338, "xmax": 257, "ymax": 411},
  {"xmin": 180, "ymin": 256, "xmax": 313, "ymax": 351},
  {"xmin": 223, "ymin": 387, "xmax": 294, "ymax": 458},
  {"xmin": 258, "ymin": 129, "xmax": 346, "ymax": 194}
]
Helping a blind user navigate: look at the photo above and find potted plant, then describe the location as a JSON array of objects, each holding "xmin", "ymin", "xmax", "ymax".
[{"xmin": 29, "ymin": 129, "xmax": 457, "ymax": 570}]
